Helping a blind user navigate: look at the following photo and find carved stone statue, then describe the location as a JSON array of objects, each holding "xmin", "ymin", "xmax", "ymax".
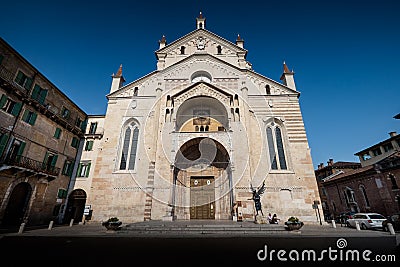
[{"xmin": 250, "ymin": 181, "xmax": 266, "ymax": 216}]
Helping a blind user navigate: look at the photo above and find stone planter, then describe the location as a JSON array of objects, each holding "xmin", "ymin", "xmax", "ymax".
[
  {"xmin": 285, "ymin": 222, "xmax": 304, "ymax": 231},
  {"xmin": 102, "ymin": 220, "xmax": 122, "ymax": 231}
]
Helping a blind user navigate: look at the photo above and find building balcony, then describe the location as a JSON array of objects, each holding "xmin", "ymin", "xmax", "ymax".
[
  {"xmin": 85, "ymin": 127, "xmax": 104, "ymax": 139},
  {"xmin": 0, "ymin": 64, "xmax": 85, "ymax": 137},
  {"xmin": 0, "ymin": 155, "xmax": 60, "ymax": 180}
]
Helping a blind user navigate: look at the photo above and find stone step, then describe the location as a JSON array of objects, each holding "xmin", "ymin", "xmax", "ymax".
[{"xmin": 121, "ymin": 221, "xmax": 287, "ymax": 235}]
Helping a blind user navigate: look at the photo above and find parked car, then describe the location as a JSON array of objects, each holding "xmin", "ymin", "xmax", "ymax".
[
  {"xmin": 346, "ymin": 213, "xmax": 386, "ymax": 230},
  {"xmin": 335, "ymin": 211, "xmax": 357, "ymax": 224},
  {"xmin": 382, "ymin": 213, "xmax": 400, "ymax": 232}
]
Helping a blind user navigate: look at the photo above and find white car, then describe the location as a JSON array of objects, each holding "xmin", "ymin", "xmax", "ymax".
[{"xmin": 346, "ymin": 213, "xmax": 386, "ymax": 230}]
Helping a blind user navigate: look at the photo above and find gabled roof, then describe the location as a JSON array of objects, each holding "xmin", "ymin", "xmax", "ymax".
[
  {"xmin": 107, "ymin": 52, "xmax": 298, "ymax": 98},
  {"xmin": 106, "ymin": 70, "xmax": 158, "ymax": 98},
  {"xmin": 322, "ymin": 165, "xmax": 375, "ymax": 183},
  {"xmin": 155, "ymin": 28, "xmax": 247, "ymax": 55}
]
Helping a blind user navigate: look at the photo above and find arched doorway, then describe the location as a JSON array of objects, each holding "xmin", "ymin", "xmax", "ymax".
[
  {"xmin": 172, "ymin": 137, "xmax": 232, "ymax": 220},
  {"xmin": 2, "ymin": 182, "xmax": 32, "ymax": 226},
  {"xmin": 64, "ymin": 189, "xmax": 87, "ymax": 224}
]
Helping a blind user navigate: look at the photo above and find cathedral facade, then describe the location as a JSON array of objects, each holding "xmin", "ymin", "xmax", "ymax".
[{"xmin": 72, "ymin": 13, "xmax": 322, "ymax": 224}]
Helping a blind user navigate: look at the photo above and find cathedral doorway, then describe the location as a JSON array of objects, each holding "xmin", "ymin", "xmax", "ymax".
[
  {"xmin": 172, "ymin": 137, "xmax": 232, "ymax": 220},
  {"xmin": 190, "ymin": 176, "xmax": 215, "ymax": 219}
]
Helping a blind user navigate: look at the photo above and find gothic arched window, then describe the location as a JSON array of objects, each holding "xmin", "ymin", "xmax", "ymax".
[
  {"xmin": 359, "ymin": 185, "xmax": 370, "ymax": 207},
  {"xmin": 266, "ymin": 123, "xmax": 287, "ymax": 170},
  {"xmin": 119, "ymin": 123, "xmax": 139, "ymax": 170}
]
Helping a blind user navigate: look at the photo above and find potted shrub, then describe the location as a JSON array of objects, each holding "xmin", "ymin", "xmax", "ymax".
[
  {"xmin": 284, "ymin": 216, "xmax": 304, "ymax": 231},
  {"xmin": 102, "ymin": 217, "xmax": 122, "ymax": 231}
]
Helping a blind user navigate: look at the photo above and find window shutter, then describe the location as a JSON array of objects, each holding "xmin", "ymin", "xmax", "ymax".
[
  {"xmin": 11, "ymin": 102, "xmax": 22, "ymax": 116},
  {"xmin": 30, "ymin": 112, "xmax": 37, "ymax": 125},
  {"xmin": 0, "ymin": 134, "xmax": 9, "ymax": 157},
  {"xmin": 54, "ymin": 128, "xmax": 61, "ymax": 139},
  {"xmin": 22, "ymin": 109, "xmax": 29, "ymax": 122},
  {"xmin": 16, "ymin": 141, "xmax": 26, "ymax": 156},
  {"xmin": 31, "ymin": 85, "xmax": 40, "ymax": 100},
  {"xmin": 51, "ymin": 154, "xmax": 58, "ymax": 167},
  {"xmin": 38, "ymin": 89, "xmax": 48, "ymax": 104},
  {"xmin": 91, "ymin": 122, "xmax": 98, "ymax": 133},
  {"xmin": 57, "ymin": 189, "xmax": 63, "ymax": 198},
  {"xmin": 67, "ymin": 161, "xmax": 74, "ymax": 177},
  {"xmin": 71, "ymin": 137, "xmax": 78, "ymax": 148},
  {"xmin": 85, "ymin": 162, "xmax": 91, "ymax": 177},
  {"xmin": 62, "ymin": 161, "xmax": 68, "ymax": 175},
  {"xmin": 88, "ymin": 140, "xmax": 93, "ymax": 150},
  {"xmin": 0, "ymin": 94, "xmax": 7, "ymax": 109},
  {"xmin": 57, "ymin": 189, "xmax": 67, "ymax": 199},
  {"xmin": 77, "ymin": 163, "xmax": 82, "ymax": 177},
  {"xmin": 15, "ymin": 71, "xmax": 24, "ymax": 84},
  {"xmin": 42, "ymin": 151, "xmax": 49, "ymax": 169},
  {"xmin": 80, "ymin": 119, "xmax": 88, "ymax": 132},
  {"xmin": 24, "ymin": 77, "xmax": 33, "ymax": 91}
]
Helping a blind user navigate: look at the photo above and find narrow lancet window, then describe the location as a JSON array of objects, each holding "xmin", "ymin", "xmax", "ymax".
[
  {"xmin": 275, "ymin": 127, "xmax": 287, "ymax": 170},
  {"xmin": 119, "ymin": 124, "xmax": 140, "ymax": 170},
  {"xmin": 128, "ymin": 128, "xmax": 139, "ymax": 170},
  {"xmin": 266, "ymin": 125, "xmax": 287, "ymax": 170},
  {"xmin": 120, "ymin": 128, "xmax": 131, "ymax": 170},
  {"xmin": 267, "ymin": 127, "xmax": 278, "ymax": 170}
]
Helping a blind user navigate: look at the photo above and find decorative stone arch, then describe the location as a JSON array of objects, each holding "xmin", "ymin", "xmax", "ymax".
[
  {"xmin": 64, "ymin": 189, "xmax": 87, "ymax": 224},
  {"xmin": 175, "ymin": 96, "xmax": 230, "ymax": 132},
  {"xmin": 172, "ymin": 83, "xmax": 233, "ymax": 131},
  {"xmin": 171, "ymin": 137, "xmax": 233, "ymax": 220},
  {"xmin": 1, "ymin": 182, "xmax": 33, "ymax": 226}
]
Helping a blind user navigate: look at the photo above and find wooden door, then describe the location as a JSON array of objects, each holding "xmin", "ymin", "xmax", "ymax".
[{"xmin": 190, "ymin": 177, "xmax": 215, "ymax": 219}]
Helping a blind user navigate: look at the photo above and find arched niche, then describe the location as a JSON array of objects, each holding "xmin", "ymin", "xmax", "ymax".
[{"xmin": 175, "ymin": 96, "xmax": 229, "ymax": 132}]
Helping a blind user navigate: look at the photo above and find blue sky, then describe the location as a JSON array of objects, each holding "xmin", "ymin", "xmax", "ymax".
[{"xmin": 1, "ymin": 0, "xmax": 399, "ymax": 169}]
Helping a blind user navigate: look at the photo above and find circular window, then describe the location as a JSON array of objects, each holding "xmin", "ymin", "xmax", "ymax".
[{"xmin": 191, "ymin": 71, "xmax": 212, "ymax": 83}]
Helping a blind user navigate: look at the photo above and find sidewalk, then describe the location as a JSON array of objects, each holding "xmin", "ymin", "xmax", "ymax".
[
  {"xmin": 1, "ymin": 219, "xmax": 399, "ymax": 239},
  {"xmin": 1, "ymin": 220, "xmax": 399, "ymax": 266}
]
